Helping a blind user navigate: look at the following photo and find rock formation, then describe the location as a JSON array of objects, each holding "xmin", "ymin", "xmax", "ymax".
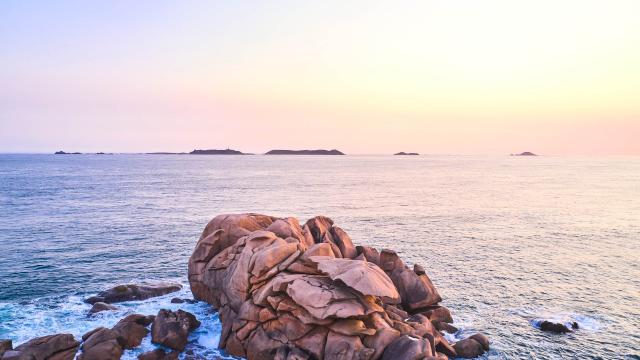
[
  {"xmin": 1, "ymin": 334, "xmax": 79, "ymax": 360},
  {"xmin": 190, "ymin": 149, "xmax": 247, "ymax": 155},
  {"xmin": 188, "ymin": 213, "xmax": 489, "ymax": 359},
  {"xmin": 394, "ymin": 152, "xmax": 419, "ymax": 156},
  {"xmin": 89, "ymin": 302, "xmax": 118, "ymax": 314},
  {"xmin": 151, "ymin": 309, "xmax": 201, "ymax": 351},
  {"xmin": 85, "ymin": 283, "xmax": 182, "ymax": 304}
]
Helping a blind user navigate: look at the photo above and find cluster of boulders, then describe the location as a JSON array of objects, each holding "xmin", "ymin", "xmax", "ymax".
[
  {"xmin": 0, "ymin": 309, "xmax": 199, "ymax": 360},
  {"xmin": 0, "ymin": 282, "xmax": 200, "ymax": 360},
  {"xmin": 188, "ymin": 213, "xmax": 491, "ymax": 359}
]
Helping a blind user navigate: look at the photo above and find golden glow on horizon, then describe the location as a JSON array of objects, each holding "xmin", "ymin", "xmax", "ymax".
[{"xmin": 1, "ymin": 0, "xmax": 639, "ymax": 154}]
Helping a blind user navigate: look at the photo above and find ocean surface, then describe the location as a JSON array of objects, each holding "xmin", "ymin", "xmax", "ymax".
[{"xmin": 0, "ymin": 154, "xmax": 638, "ymax": 359}]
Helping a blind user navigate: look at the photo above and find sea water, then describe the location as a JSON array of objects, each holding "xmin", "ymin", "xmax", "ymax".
[{"xmin": 0, "ymin": 154, "xmax": 638, "ymax": 359}]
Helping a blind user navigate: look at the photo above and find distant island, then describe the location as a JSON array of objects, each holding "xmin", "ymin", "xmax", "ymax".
[
  {"xmin": 394, "ymin": 152, "xmax": 419, "ymax": 156},
  {"xmin": 512, "ymin": 151, "xmax": 538, "ymax": 156},
  {"xmin": 54, "ymin": 151, "xmax": 81, "ymax": 155},
  {"xmin": 190, "ymin": 149, "xmax": 247, "ymax": 155},
  {"xmin": 265, "ymin": 149, "xmax": 345, "ymax": 155}
]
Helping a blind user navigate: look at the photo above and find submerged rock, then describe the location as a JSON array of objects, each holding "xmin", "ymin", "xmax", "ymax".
[
  {"xmin": 188, "ymin": 213, "xmax": 488, "ymax": 360},
  {"xmin": 151, "ymin": 309, "xmax": 201, "ymax": 351},
  {"xmin": 1, "ymin": 334, "xmax": 79, "ymax": 360},
  {"xmin": 89, "ymin": 302, "xmax": 118, "ymax": 314},
  {"xmin": 538, "ymin": 320, "xmax": 578, "ymax": 333},
  {"xmin": 85, "ymin": 283, "xmax": 182, "ymax": 304}
]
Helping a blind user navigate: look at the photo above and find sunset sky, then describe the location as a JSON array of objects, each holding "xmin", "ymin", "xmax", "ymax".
[{"xmin": 1, "ymin": 0, "xmax": 639, "ymax": 155}]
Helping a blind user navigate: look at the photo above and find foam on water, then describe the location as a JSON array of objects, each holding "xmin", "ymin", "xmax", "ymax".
[{"xmin": 0, "ymin": 282, "xmax": 235, "ymax": 359}]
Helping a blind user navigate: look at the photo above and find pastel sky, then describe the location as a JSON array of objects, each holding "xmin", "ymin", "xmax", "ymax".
[{"xmin": 1, "ymin": 1, "xmax": 639, "ymax": 155}]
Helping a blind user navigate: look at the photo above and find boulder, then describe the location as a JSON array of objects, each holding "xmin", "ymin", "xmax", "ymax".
[
  {"xmin": 85, "ymin": 283, "xmax": 182, "ymax": 304},
  {"xmin": 381, "ymin": 335, "xmax": 433, "ymax": 360},
  {"xmin": 89, "ymin": 302, "xmax": 118, "ymax": 314},
  {"xmin": 538, "ymin": 320, "xmax": 575, "ymax": 333},
  {"xmin": 170, "ymin": 298, "xmax": 185, "ymax": 304},
  {"xmin": 151, "ymin": 309, "xmax": 201, "ymax": 351},
  {"xmin": 78, "ymin": 327, "xmax": 123, "ymax": 360},
  {"xmin": 2, "ymin": 334, "xmax": 79, "ymax": 360},
  {"xmin": 453, "ymin": 336, "xmax": 486, "ymax": 358},
  {"xmin": 187, "ymin": 214, "xmax": 485, "ymax": 360},
  {"xmin": 138, "ymin": 349, "xmax": 179, "ymax": 360},
  {"xmin": 112, "ymin": 314, "xmax": 154, "ymax": 349}
]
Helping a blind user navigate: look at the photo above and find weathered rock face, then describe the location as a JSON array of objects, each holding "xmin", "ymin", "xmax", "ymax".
[
  {"xmin": 1, "ymin": 334, "xmax": 79, "ymax": 360},
  {"xmin": 78, "ymin": 327, "xmax": 123, "ymax": 360},
  {"xmin": 188, "ymin": 213, "xmax": 490, "ymax": 360},
  {"xmin": 0, "ymin": 340, "xmax": 11, "ymax": 357},
  {"xmin": 85, "ymin": 283, "xmax": 182, "ymax": 304},
  {"xmin": 138, "ymin": 348, "xmax": 179, "ymax": 360}
]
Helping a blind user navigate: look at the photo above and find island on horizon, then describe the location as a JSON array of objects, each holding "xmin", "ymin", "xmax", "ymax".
[
  {"xmin": 265, "ymin": 149, "xmax": 345, "ymax": 155},
  {"xmin": 512, "ymin": 151, "xmax": 538, "ymax": 156},
  {"xmin": 190, "ymin": 149, "xmax": 248, "ymax": 155},
  {"xmin": 394, "ymin": 151, "xmax": 419, "ymax": 156},
  {"xmin": 54, "ymin": 151, "xmax": 82, "ymax": 155}
]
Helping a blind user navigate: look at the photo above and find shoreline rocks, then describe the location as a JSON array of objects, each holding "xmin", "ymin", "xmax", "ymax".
[
  {"xmin": 1, "ymin": 334, "xmax": 79, "ymax": 360},
  {"xmin": 85, "ymin": 283, "xmax": 182, "ymax": 304},
  {"xmin": 188, "ymin": 213, "xmax": 490, "ymax": 359}
]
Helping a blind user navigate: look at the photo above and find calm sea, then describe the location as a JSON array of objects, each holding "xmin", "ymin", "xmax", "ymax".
[{"xmin": 0, "ymin": 154, "xmax": 638, "ymax": 359}]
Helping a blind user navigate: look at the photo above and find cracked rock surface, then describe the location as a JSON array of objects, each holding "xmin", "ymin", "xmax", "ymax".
[{"xmin": 188, "ymin": 214, "xmax": 489, "ymax": 360}]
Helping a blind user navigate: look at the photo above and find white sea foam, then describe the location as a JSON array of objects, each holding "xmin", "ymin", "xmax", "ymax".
[{"xmin": 0, "ymin": 283, "xmax": 233, "ymax": 359}]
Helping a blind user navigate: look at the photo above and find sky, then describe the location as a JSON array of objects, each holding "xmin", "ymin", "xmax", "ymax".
[{"xmin": 1, "ymin": 0, "xmax": 639, "ymax": 155}]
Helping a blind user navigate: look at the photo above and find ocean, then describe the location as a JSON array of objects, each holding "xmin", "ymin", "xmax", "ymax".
[{"xmin": 0, "ymin": 154, "xmax": 638, "ymax": 359}]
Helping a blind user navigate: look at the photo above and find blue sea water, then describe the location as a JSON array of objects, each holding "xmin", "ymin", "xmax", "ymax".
[{"xmin": 0, "ymin": 154, "xmax": 639, "ymax": 359}]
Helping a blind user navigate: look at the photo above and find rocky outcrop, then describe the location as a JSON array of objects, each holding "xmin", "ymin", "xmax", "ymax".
[
  {"xmin": 1, "ymin": 334, "xmax": 79, "ymax": 360},
  {"xmin": 188, "ymin": 213, "xmax": 489, "ymax": 360},
  {"xmin": 151, "ymin": 309, "xmax": 201, "ymax": 351},
  {"xmin": 394, "ymin": 152, "xmax": 419, "ymax": 156},
  {"xmin": 112, "ymin": 314, "xmax": 155, "ymax": 349},
  {"xmin": 85, "ymin": 283, "xmax": 182, "ymax": 304},
  {"xmin": 190, "ymin": 149, "xmax": 247, "ymax": 155}
]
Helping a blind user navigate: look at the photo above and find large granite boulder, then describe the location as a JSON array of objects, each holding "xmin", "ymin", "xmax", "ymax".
[
  {"xmin": 188, "ymin": 214, "xmax": 490, "ymax": 360},
  {"xmin": 1, "ymin": 334, "xmax": 79, "ymax": 360},
  {"xmin": 85, "ymin": 283, "xmax": 182, "ymax": 304}
]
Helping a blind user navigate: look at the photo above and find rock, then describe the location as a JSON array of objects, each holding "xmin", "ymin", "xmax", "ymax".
[
  {"xmin": 394, "ymin": 152, "xmax": 419, "ymax": 156},
  {"xmin": 112, "ymin": 314, "xmax": 154, "ymax": 349},
  {"xmin": 138, "ymin": 349, "xmax": 179, "ymax": 360},
  {"xmin": 418, "ymin": 306, "xmax": 453, "ymax": 324},
  {"xmin": 2, "ymin": 334, "xmax": 79, "ymax": 360},
  {"xmin": 432, "ymin": 320, "xmax": 458, "ymax": 334},
  {"xmin": 0, "ymin": 340, "xmax": 11, "ymax": 357},
  {"xmin": 85, "ymin": 283, "xmax": 182, "ymax": 304},
  {"xmin": 187, "ymin": 214, "xmax": 483, "ymax": 360},
  {"xmin": 381, "ymin": 335, "xmax": 433, "ymax": 360},
  {"xmin": 539, "ymin": 320, "xmax": 574, "ymax": 333},
  {"xmin": 309, "ymin": 257, "xmax": 400, "ymax": 302},
  {"xmin": 170, "ymin": 298, "xmax": 185, "ymax": 304},
  {"xmin": 151, "ymin": 309, "xmax": 201, "ymax": 351},
  {"xmin": 453, "ymin": 336, "xmax": 486, "ymax": 358},
  {"xmin": 469, "ymin": 333, "xmax": 490, "ymax": 351},
  {"xmin": 78, "ymin": 327, "xmax": 123, "ymax": 360},
  {"xmin": 89, "ymin": 302, "xmax": 118, "ymax": 314}
]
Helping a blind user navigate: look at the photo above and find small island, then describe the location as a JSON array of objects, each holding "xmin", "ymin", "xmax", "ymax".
[
  {"xmin": 265, "ymin": 149, "xmax": 345, "ymax": 155},
  {"xmin": 189, "ymin": 149, "xmax": 247, "ymax": 155},
  {"xmin": 54, "ymin": 151, "xmax": 82, "ymax": 155},
  {"xmin": 395, "ymin": 152, "xmax": 419, "ymax": 156},
  {"xmin": 512, "ymin": 151, "xmax": 537, "ymax": 156}
]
